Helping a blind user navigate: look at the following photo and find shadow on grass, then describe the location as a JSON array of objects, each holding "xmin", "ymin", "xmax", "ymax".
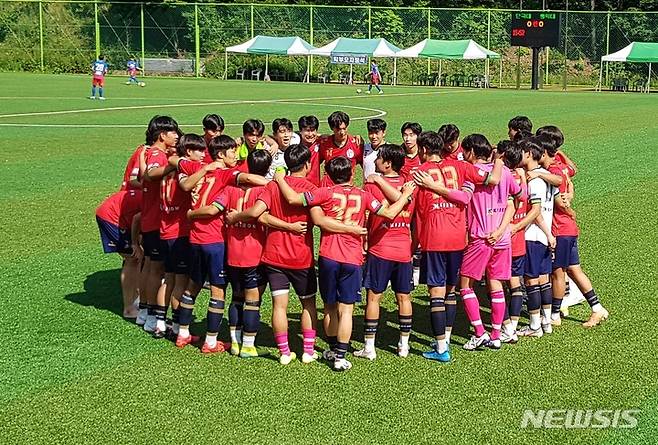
[{"xmin": 65, "ymin": 268, "xmax": 125, "ymax": 318}]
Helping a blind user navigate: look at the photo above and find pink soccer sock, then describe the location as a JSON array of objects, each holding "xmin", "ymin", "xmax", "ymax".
[
  {"xmin": 302, "ymin": 329, "xmax": 316, "ymax": 355},
  {"xmin": 490, "ymin": 290, "xmax": 506, "ymax": 341},
  {"xmin": 461, "ymin": 288, "xmax": 485, "ymax": 337},
  {"xmin": 274, "ymin": 332, "xmax": 291, "ymax": 356}
]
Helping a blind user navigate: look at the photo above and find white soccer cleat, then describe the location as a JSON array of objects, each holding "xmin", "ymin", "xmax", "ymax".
[
  {"xmin": 322, "ymin": 349, "xmax": 336, "ymax": 362},
  {"xmin": 301, "ymin": 351, "xmax": 319, "ymax": 364},
  {"xmin": 353, "ymin": 347, "xmax": 377, "ymax": 361},
  {"xmin": 500, "ymin": 330, "xmax": 518, "ymax": 344},
  {"xmin": 463, "ymin": 332, "xmax": 490, "ymax": 351},
  {"xmin": 333, "ymin": 358, "xmax": 353, "ymax": 372},
  {"xmin": 98, "ymin": 97, "xmax": 106, "ymax": 100},
  {"xmin": 541, "ymin": 317, "xmax": 553, "ymax": 334},
  {"xmin": 89, "ymin": 96, "xmax": 96, "ymax": 100},
  {"xmin": 517, "ymin": 325, "xmax": 544, "ymax": 338},
  {"xmin": 397, "ymin": 344, "xmax": 410, "ymax": 358},
  {"xmin": 279, "ymin": 352, "xmax": 296, "ymax": 365},
  {"xmin": 583, "ymin": 308, "xmax": 609, "ymax": 328}
]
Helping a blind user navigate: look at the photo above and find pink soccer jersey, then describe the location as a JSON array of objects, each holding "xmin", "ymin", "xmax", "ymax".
[{"xmin": 465, "ymin": 164, "xmax": 521, "ymax": 249}]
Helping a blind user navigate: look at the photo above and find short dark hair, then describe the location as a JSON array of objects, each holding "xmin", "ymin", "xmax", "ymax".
[
  {"xmin": 325, "ymin": 156, "xmax": 352, "ymax": 184},
  {"xmin": 519, "ymin": 137, "xmax": 544, "ymax": 161},
  {"xmin": 495, "ymin": 140, "xmax": 514, "ymax": 157},
  {"xmin": 401, "ymin": 122, "xmax": 422, "ymax": 135},
  {"xmin": 512, "ymin": 130, "xmax": 533, "ymax": 142},
  {"xmin": 462, "ymin": 134, "xmax": 493, "ymax": 160},
  {"xmin": 99, "ymin": 54, "xmax": 105, "ymax": 60},
  {"xmin": 207, "ymin": 135, "xmax": 237, "ymax": 161},
  {"xmin": 536, "ymin": 125, "xmax": 564, "ymax": 150},
  {"xmin": 367, "ymin": 118, "xmax": 387, "ymax": 133},
  {"xmin": 298, "ymin": 115, "xmax": 319, "ymax": 131},
  {"xmin": 243, "ymin": 119, "xmax": 265, "ymax": 136},
  {"xmin": 145, "ymin": 115, "xmax": 180, "ymax": 145},
  {"xmin": 176, "ymin": 133, "xmax": 206, "ymax": 157},
  {"xmin": 247, "ymin": 149, "xmax": 272, "ymax": 176},
  {"xmin": 328, "ymin": 111, "xmax": 350, "ymax": 130},
  {"xmin": 501, "ymin": 141, "xmax": 523, "ymax": 169},
  {"xmin": 417, "ymin": 131, "xmax": 444, "ymax": 156},
  {"xmin": 536, "ymin": 134, "xmax": 558, "ymax": 157},
  {"xmin": 202, "ymin": 114, "xmax": 225, "ymax": 132},
  {"xmin": 284, "ymin": 144, "xmax": 311, "ymax": 173},
  {"xmin": 377, "ymin": 144, "xmax": 405, "ymax": 173},
  {"xmin": 508, "ymin": 115, "xmax": 533, "ymax": 133},
  {"xmin": 272, "ymin": 118, "xmax": 293, "ymax": 134},
  {"xmin": 438, "ymin": 124, "xmax": 460, "ymax": 145}
]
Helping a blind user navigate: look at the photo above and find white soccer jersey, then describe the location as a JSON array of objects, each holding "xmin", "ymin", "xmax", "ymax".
[
  {"xmin": 524, "ymin": 169, "xmax": 558, "ymax": 245},
  {"xmin": 362, "ymin": 142, "xmax": 384, "ymax": 179}
]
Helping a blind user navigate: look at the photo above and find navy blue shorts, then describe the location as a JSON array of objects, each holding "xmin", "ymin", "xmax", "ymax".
[
  {"xmin": 265, "ymin": 265, "xmax": 317, "ymax": 299},
  {"xmin": 161, "ymin": 236, "xmax": 191, "ymax": 275},
  {"xmin": 553, "ymin": 236, "xmax": 580, "ymax": 269},
  {"xmin": 190, "ymin": 242, "xmax": 226, "ymax": 286},
  {"xmin": 419, "ymin": 250, "xmax": 463, "ymax": 287},
  {"xmin": 511, "ymin": 255, "xmax": 526, "ymax": 278},
  {"xmin": 363, "ymin": 253, "xmax": 414, "ymax": 294},
  {"xmin": 524, "ymin": 240, "xmax": 552, "ymax": 278},
  {"xmin": 142, "ymin": 230, "xmax": 163, "ymax": 261},
  {"xmin": 318, "ymin": 256, "xmax": 362, "ymax": 305},
  {"xmin": 97, "ymin": 216, "xmax": 131, "ymax": 254},
  {"xmin": 228, "ymin": 265, "xmax": 266, "ymax": 295}
]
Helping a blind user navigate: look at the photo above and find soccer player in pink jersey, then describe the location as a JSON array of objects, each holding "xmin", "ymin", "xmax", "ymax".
[
  {"xmin": 411, "ymin": 131, "xmax": 503, "ymax": 362},
  {"xmin": 354, "ymin": 144, "xmax": 415, "ymax": 360},
  {"xmin": 141, "ymin": 116, "xmax": 181, "ymax": 333},
  {"xmin": 275, "ymin": 156, "xmax": 414, "ymax": 371},
  {"xmin": 457, "ymin": 135, "xmax": 521, "ymax": 350}
]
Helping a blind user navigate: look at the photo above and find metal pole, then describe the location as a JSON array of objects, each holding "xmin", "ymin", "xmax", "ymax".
[
  {"xmin": 224, "ymin": 50, "xmax": 227, "ymax": 80},
  {"xmin": 563, "ymin": 0, "xmax": 569, "ymax": 90},
  {"xmin": 486, "ymin": 10, "xmax": 491, "ymax": 86},
  {"xmin": 194, "ymin": 4, "xmax": 200, "ymax": 78},
  {"xmin": 427, "ymin": 8, "xmax": 431, "ymax": 75},
  {"xmin": 94, "ymin": 0, "xmax": 100, "ymax": 58},
  {"xmin": 605, "ymin": 12, "xmax": 610, "ymax": 85},
  {"xmin": 309, "ymin": 6, "xmax": 313, "ymax": 80},
  {"xmin": 648, "ymin": 63, "xmax": 652, "ymax": 94},
  {"xmin": 38, "ymin": 0, "xmax": 44, "ymax": 71},
  {"xmin": 140, "ymin": 3, "xmax": 145, "ymax": 76},
  {"xmin": 250, "ymin": 4, "xmax": 254, "ymax": 38},
  {"xmin": 368, "ymin": 6, "xmax": 371, "ymax": 39},
  {"xmin": 545, "ymin": 47, "xmax": 549, "ymax": 85}
]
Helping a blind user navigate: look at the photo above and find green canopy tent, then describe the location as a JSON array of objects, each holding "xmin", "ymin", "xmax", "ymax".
[
  {"xmin": 311, "ymin": 38, "xmax": 402, "ymax": 84},
  {"xmin": 225, "ymin": 35, "xmax": 316, "ymax": 82},
  {"xmin": 396, "ymin": 39, "xmax": 501, "ymax": 87},
  {"xmin": 598, "ymin": 42, "xmax": 658, "ymax": 93}
]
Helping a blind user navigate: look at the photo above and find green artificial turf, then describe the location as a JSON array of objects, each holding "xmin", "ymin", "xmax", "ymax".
[{"xmin": 0, "ymin": 72, "xmax": 657, "ymax": 444}]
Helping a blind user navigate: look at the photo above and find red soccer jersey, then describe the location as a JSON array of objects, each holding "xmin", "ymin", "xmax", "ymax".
[
  {"xmin": 215, "ymin": 185, "xmax": 267, "ymax": 268},
  {"xmin": 445, "ymin": 144, "xmax": 465, "ymax": 161},
  {"xmin": 259, "ymin": 176, "xmax": 317, "ymax": 269},
  {"xmin": 510, "ymin": 168, "xmax": 528, "ymax": 257},
  {"xmin": 319, "ymin": 134, "xmax": 363, "ymax": 186},
  {"xmin": 549, "ymin": 161, "xmax": 579, "ymax": 237},
  {"xmin": 120, "ymin": 145, "xmax": 144, "ymax": 192},
  {"xmin": 364, "ymin": 176, "xmax": 414, "ymax": 263},
  {"xmin": 400, "ymin": 154, "xmax": 422, "ymax": 182},
  {"xmin": 304, "ymin": 140, "xmax": 322, "ymax": 186},
  {"xmin": 415, "ymin": 159, "xmax": 489, "ymax": 252},
  {"xmin": 159, "ymin": 158, "xmax": 197, "ymax": 240},
  {"xmin": 96, "ymin": 189, "xmax": 142, "ymax": 229},
  {"xmin": 555, "ymin": 152, "xmax": 576, "ymax": 177},
  {"xmin": 141, "ymin": 147, "xmax": 168, "ymax": 233},
  {"xmin": 303, "ymin": 185, "xmax": 383, "ymax": 266},
  {"xmin": 188, "ymin": 164, "xmax": 241, "ymax": 245}
]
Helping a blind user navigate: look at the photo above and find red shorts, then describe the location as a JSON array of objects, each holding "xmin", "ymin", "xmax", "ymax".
[
  {"xmin": 461, "ymin": 238, "xmax": 512, "ymax": 281},
  {"xmin": 92, "ymin": 76, "xmax": 104, "ymax": 87},
  {"xmin": 371, "ymin": 74, "xmax": 380, "ymax": 85}
]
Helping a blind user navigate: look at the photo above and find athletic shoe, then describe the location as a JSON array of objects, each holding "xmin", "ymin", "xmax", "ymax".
[
  {"xmin": 551, "ymin": 316, "xmax": 562, "ymax": 326},
  {"xmin": 230, "ymin": 341, "xmax": 240, "ymax": 356},
  {"xmin": 517, "ymin": 325, "xmax": 544, "ymax": 338},
  {"xmin": 322, "ymin": 349, "xmax": 336, "ymax": 362},
  {"xmin": 239, "ymin": 346, "xmax": 259, "ymax": 358},
  {"xmin": 561, "ymin": 306, "xmax": 570, "ymax": 318},
  {"xmin": 422, "ymin": 349, "xmax": 451, "ymax": 362},
  {"xmin": 397, "ymin": 344, "xmax": 410, "ymax": 358},
  {"xmin": 500, "ymin": 330, "xmax": 519, "ymax": 344},
  {"xmin": 378, "ymin": 90, "xmax": 384, "ymax": 94},
  {"xmin": 152, "ymin": 327, "xmax": 168, "ymax": 339},
  {"xmin": 583, "ymin": 308, "xmax": 609, "ymax": 328},
  {"xmin": 366, "ymin": 90, "xmax": 371, "ymax": 95},
  {"xmin": 175, "ymin": 334, "xmax": 200, "ymax": 349},
  {"xmin": 541, "ymin": 318, "xmax": 553, "ymax": 334},
  {"xmin": 125, "ymin": 81, "xmax": 132, "ymax": 85},
  {"xmin": 98, "ymin": 97, "xmax": 106, "ymax": 100},
  {"xmin": 279, "ymin": 352, "xmax": 296, "ymax": 365},
  {"xmin": 463, "ymin": 332, "xmax": 491, "ymax": 351},
  {"xmin": 143, "ymin": 316, "xmax": 157, "ymax": 333},
  {"xmin": 484, "ymin": 338, "xmax": 502, "ymax": 350},
  {"xmin": 333, "ymin": 358, "xmax": 352, "ymax": 372},
  {"xmin": 89, "ymin": 96, "xmax": 96, "ymax": 100},
  {"xmin": 136, "ymin": 309, "xmax": 148, "ymax": 326},
  {"xmin": 201, "ymin": 341, "xmax": 229, "ymax": 354},
  {"xmin": 353, "ymin": 348, "xmax": 377, "ymax": 361},
  {"xmin": 302, "ymin": 351, "xmax": 319, "ymax": 364}
]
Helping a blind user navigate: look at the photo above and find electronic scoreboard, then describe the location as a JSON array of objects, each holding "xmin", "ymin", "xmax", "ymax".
[{"xmin": 510, "ymin": 12, "xmax": 561, "ymax": 48}]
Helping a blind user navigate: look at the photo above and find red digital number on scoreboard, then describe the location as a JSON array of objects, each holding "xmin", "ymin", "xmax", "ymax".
[{"xmin": 512, "ymin": 29, "xmax": 526, "ymax": 37}]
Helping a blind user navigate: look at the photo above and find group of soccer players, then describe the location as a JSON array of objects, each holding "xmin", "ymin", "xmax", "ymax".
[{"xmin": 95, "ymin": 111, "xmax": 609, "ymax": 371}]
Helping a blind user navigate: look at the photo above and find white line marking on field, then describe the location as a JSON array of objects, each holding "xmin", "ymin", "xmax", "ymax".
[{"xmin": 0, "ymin": 89, "xmax": 476, "ymax": 120}]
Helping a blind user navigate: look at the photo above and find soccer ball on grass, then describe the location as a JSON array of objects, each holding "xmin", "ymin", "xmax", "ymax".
[
  {"xmin": 139, "ymin": 81, "xmax": 146, "ymax": 87},
  {"xmin": 356, "ymin": 88, "xmax": 362, "ymax": 94}
]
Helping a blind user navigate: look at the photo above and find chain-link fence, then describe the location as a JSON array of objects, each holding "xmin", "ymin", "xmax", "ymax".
[{"xmin": 1, "ymin": 1, "xmax": 657, "ymax": 88}]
